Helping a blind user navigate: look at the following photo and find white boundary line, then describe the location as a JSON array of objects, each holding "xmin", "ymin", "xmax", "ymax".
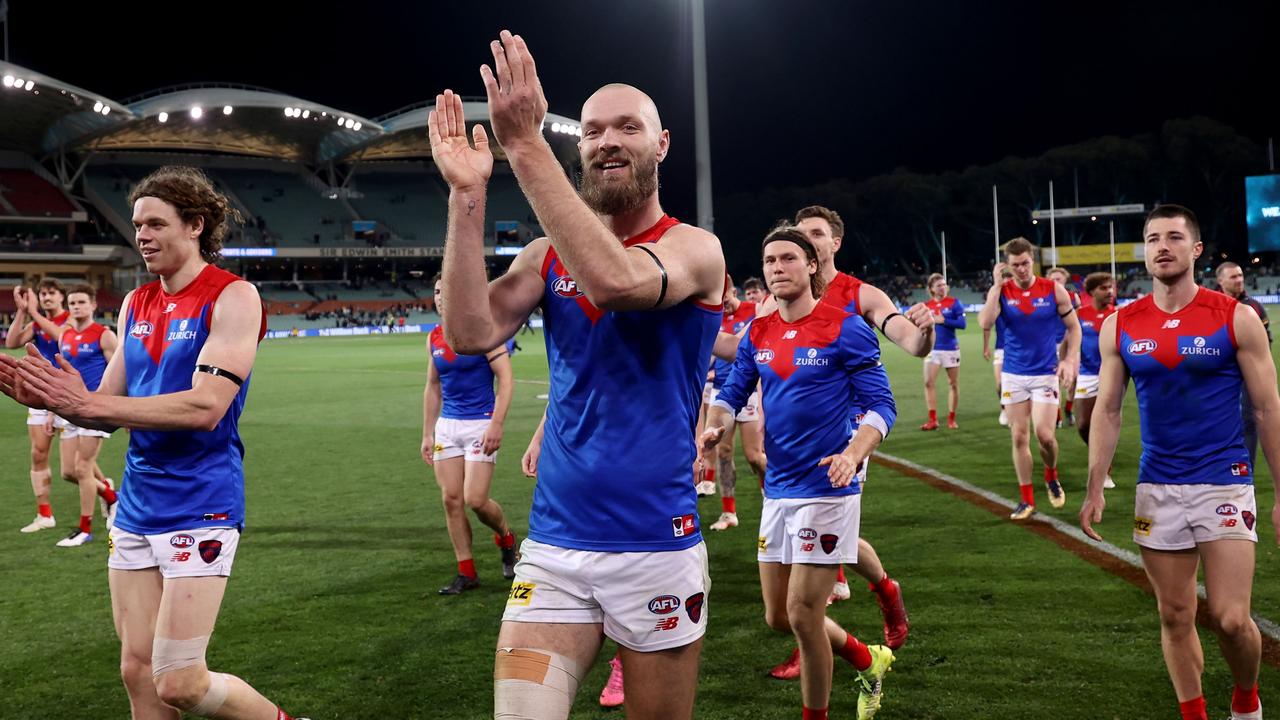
[{"xmin": 874, "ymin": 450, "xmax": 1280, "ymax": 643}]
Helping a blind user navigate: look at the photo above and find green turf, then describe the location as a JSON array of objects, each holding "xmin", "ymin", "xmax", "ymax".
[{"xmin": 1, "ymin": 324, "xmax": 1276, "ymax": 718}]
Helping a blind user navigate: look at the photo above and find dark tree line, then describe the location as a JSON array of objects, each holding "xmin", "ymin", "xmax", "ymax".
[{"xmin": 714, "ymin": 117, "xmax": 1269, "ymax": 282}]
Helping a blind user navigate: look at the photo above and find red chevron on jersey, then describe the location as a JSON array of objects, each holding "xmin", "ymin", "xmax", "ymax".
[
  {"xmin": 429, "ymin": 325, "xmax": 458, "ymax": 362},
  {"xmin": 748, "ymin": 304, "xmax": 843, "ymax": 381},
  {"xmin": 822, "ymin": 272, "xmax": 862, "ymax": 315},
  {"xmin": 1117, "ymin": 291, "xmax": 1236, "ymax": 371},
  {"xmin": 1002, "ymin": 277, "xmax": 1056, "ymax": 315}
]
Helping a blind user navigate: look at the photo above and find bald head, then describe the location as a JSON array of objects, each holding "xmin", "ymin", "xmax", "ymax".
[{"xmin": 581, "ymin": 83, "xmax": 663, "ymax": 137}]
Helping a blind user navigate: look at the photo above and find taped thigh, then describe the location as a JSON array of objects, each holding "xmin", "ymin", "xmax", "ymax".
[
  {"xmin": 151, "ymin": 635, "xmax": 210, "ymax": 676},
  {"xmin": 494, "ymin": 647, "xmax": 582, "ymax": 720}
]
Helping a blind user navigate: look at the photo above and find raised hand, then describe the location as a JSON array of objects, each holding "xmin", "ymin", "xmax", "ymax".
[
  {"xmin": 480, "ymin": 30, "xmax": 548, "ymax": 151},
  {"xmin": 904, "ymin": 302, "xmax": 936, "ymax": 332},
  {"xmin": 15, "ymin": 345, "xmax": 89, "ymax": 416},
  {"xmin": 428, "ymin": 90, "xmax": 493, "ymax": 191}
]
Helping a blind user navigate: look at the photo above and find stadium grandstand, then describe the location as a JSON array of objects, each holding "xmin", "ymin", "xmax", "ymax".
[{"xmin": 0, "ymin": 60, "xmax": 584, "ymax": 334}]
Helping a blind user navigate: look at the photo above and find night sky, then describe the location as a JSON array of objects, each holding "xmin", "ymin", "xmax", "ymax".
[{"xmin": 7, "ymin": 0, "xmax": 1277, "ymax": 225}]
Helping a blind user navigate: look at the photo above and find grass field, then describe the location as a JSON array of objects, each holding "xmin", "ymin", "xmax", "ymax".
[{"xmin": 2, "ymin": 324, "xmax": 1278, "ymax": 719}]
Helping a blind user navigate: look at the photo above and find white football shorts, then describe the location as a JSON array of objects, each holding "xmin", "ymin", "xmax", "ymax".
[
  {"xmin": 757, "ymin": 494, "xmax": 861, "ymax": 565},
  {"xmin": 926, "ymin": 349, "xmax": 961, "ymax": 368},
  {"xmin": 502, "ymin": 539, "xmax": 710, "ymax": 652},
  {"xmin": 1133, "ymin": 483, "xmax": 1257, "ymax": 550},
  {"xmin": 108, "ymin": 526, "xmax": 240, "ymax": 578},
  {"xmin": 27, "ymin": 408, "xmax": 68, "ymax": 429},
  {"xmin": 1001, "ymin": 373, "xmax": 1060, "ymax": 406},
  {"xmin": 1074, "ymin": 374, "xmax": 1100, "ymax": 399},
  {"xmin": 433, "ymin": 417, "xmax": 496, "ymax": 463}
]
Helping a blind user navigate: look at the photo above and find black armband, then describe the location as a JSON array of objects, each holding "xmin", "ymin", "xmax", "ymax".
[
  {"xmin": 195, "ymin": 365, "xmax": 244, "ymax": 387},
  {"xmin": 634, "ymin": 245, "xmax": 668, "ymax": 309},
  {"xmin": 1059, "ymin": 307, "xmax": 1076, "ymax": 318},
  {"xmin": 879, "ymin": 312, "xmax": 904, "ymax": 335}
]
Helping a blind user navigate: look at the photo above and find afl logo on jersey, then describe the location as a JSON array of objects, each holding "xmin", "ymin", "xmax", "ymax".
[
  {"xmin": 1128, "ymin": 339, "xmax": 1157, "ymax": 355},
  {"xmin": 552, "ymin": 276, "xmax": 583, "ymax": 298},
  {"xmin": 755, "ymin": 349, "xmax": 775, "ymax": 364},
  {"xmin": 129, "ymin": 320, "xmax": 154, "ymax": 339}
]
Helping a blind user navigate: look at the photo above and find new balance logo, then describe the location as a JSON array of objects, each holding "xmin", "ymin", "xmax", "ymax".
[
  {"xmin": 1161, "ymin": 319, "xmax": 1180, "ymax": 329},
  {"xmin": 783, "ymin": 330, "xmax": 797, "ymax": 339}
]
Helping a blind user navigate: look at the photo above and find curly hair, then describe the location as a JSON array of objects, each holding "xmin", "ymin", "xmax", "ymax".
[{"xmin": 129, "ymin": 166, "xmax": 242, "ymax": 263}]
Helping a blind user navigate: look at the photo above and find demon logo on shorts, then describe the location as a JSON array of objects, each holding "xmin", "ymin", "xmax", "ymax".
[
  {"xmin": 1243, "ymin": 511, "xmax": 1256, "ymax": 531},
  {"xmin": 685, "ymin": 592, "xmax": 704, "ymax": 624},
  {"xmin": 820, "ymin": 534, "xmax": 838, "ymax": 554},
  {"xmin": 198, "ymin": 540, "xmax": 222, "ymax": 563}
]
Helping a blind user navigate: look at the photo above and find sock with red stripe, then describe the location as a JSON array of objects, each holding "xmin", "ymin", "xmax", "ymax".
[
  {"xmin": 722, "ymin": 497, "xmax": 736, "ymax": 514},
  {"xmin": 1044, "ymin": 467, "xmax": 1058, "ymax": 485},
  {"xmin": 802, "ymin": 707, "xmax": 828, "ymax": 720},
  {"xmin": 836, "ymin": 565, "xmax": 847, "ymax": 584},
  {"xmin": 277, "ymin": 709, "xmax": 295, "ymax": 720},
  {"xmin": 458, "ymin": 559, "xmax": 477, "ymax": 579},
  {"xmin": 704, "ymin": 468, "xmax": 716, "ymax": 484},
  {"xmin": 1065, "ymin": 400, "xmax": 1074, "ymax": 414},
  {"xmin": 1179, "ymin": 696, "xmax": 1207, "ymax": 720},
  {"xmin": 835, "ymin": 632, "xmax": 872, "ymax": 671},
  {"xmin": 38, "ymin": 503, "xmax": 53, "ymax": 518},
  {"xmin": 870, "ymin": 574, "xmax": 897, "ymax": 598},
  {"xmin": 98, "ymin": 485, "xmax": 118, "ymax": 504},
  {"xmin": 1232, "ymin": 684, "xmax": 1260, "ymax": 715},
  {"xmin": 1019, "ymin": 484, "xmax": 1035, "ymax": 505},
  {"xmin": 947, "ymin": 411, "xmax": 956, "ymax": 423},
  {"xmin": 495, "ymin": 531, "xmax": 516, "ymax": 550},
  {"xmin": 79, "ymin": 515, "xmax": 92, "ymax": 534}
]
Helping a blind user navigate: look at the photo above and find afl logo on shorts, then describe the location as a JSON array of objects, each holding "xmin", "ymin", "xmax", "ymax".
[
  {"xmin": 648, "ymin": 595, "xmax": 681, "ymax": 615},
  {"xmin": 552, "ymin": 276, "xmax": 583, "ymax": 298},
  {"xmin": 1127, "ymin": 339, "xmax": 1156, "ymax": 355},
  {"xmin": 797, "ymin": 528, "xmax": 817, "ymax": 541},
  {"xmin": 170, "ymin": 534, "xmax": 195, "ymax": 548},
  {"xmin": 130, "ymin": 320, "xmax": 154, "ymax": 339},
  {"xmin": 755, "ymin": 349, "xmax": 775, "ymax": 364},
  {"xmin": 1216, "ymin": 504, "xmax": 1238, "ymax": 516}
]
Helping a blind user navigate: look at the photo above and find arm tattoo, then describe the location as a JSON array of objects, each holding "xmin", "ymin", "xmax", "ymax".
[{"xmin": 466, "ymin": 200, "xmax": 477, "ymax": 216}]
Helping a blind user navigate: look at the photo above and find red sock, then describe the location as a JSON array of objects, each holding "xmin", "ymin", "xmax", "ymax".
[
  {"xmin": 836, "ymin": 565, "xmax": 847, "ymax": 584},
  {"xmin": 1232, "ymin": 684, "xmax": 1260, "ymax": 714},
  {"xmin": 79, "ymin": 515, "xmax": 92, "ymax": 534},
  {"xmin": 947, "ymin": 411, "xmax": 956, "ymax": 422},
  {"xmin": 38, "ymin": 503, "xmax": 52, "ymax": 518},
  {"xmin": 1044, "ymin": 466, "xmax": 1058, "ymax": 484},
  {"xmin": 1019, "ymin": 484, "xmax": 1035, "ymax": 505},
  {"xmin": 835, "ymin": 632, "xmax": 873, "ymax": 670},
  {"xmin": 802, "ymin": 707, "xmax": 828, "ymax": 720},
  {"xmin": 494, "ymin": 531, "xmax": 515, "ymax": 549},
  {"xmin": 722, "ymin": 496, "xmax": 736, "ymax": 514},
  {"xmin": 277, "ymin": 709, "xmax": 294, "ymax": 720},
  {"xmin": 1065, "ymin": 400, "xmax": 1074, "ymax": 414},
  {"xmin": 928, "ymin": 409, "xmax": 937, "ymax": 422},
  {"xmin": 704, "ymin": 468, "xmax": 716, "ymax": 483},
  {"xmin": 870, "ymin": 575, "xmax": 897, "ymax": 598},
  {"xmin": 458, "ymin": 558, "xmax": 477, "ymax": 578},
  {"xmin": 98, "ymin": 485, "xmax": 118, "ymax": 504},
  {"xmin": 1179, "ymin": 696, "xmax": 1207, "ymax": 720}
]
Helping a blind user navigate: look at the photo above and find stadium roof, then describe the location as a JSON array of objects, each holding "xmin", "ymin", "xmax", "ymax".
[{"xmin": 0, "ymin": 63, "xmax": 583, "ymax": 166}]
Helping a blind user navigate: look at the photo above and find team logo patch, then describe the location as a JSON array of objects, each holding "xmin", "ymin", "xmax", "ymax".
[
  {"xmin": 433, "ymin": 443, "xmax": 444, "ymax": 454},
  {"xmin": 507, "ymin": 581, "xmax": 535, "ymax": 606},
  {"xmin": 107, "ymin": 534, "xmax": 114, "ymax": 555},
  {"xmin": 755, "ymin": 349, "xmax": 775, "ymax": 364},
  {"xmin": 198, "ymin": 540, "xmax": 222, "ymax": 563},
  {"xmin": 1231, "ymin": 463, "xmax": 1250, "ymax": 477},
  {"xmin": 1127, "ymin": 339, "xmax": 1157, "ymax": 355},
  {"xmin": 129, "ymin": 320, "xmax": 154, "ymax": 339},
  {"xmin": 1001, "ymin": 390, "xmax": 1013, "ymax": 398},
  {"xmin": 648, "ymin": 595, "xmax": 681, "ymax": 615},
  {"xmin": 672, "ymin": 514, "xmax": 697, "ymax": 538},
  {"xmin": 685, "ymin": 592, "xmax": 705, "ymax": 624},
  {"xmin": 170, "ymin": 533, "xmax": 195, "ymax": 548},
  {"xmin": 1216, "ymin": 504, "xmax": 1238, "ymax": 516},
  {"xmin": 1133, "ymin": 516, "xmax": 1153, "ymax": 536},
  {"xmin": 552, "ymin": 276, "xmax": 583, "ymax": 298},
  {"xmin": 797, "ymin": 528, "xmax": 817, "ymax": 541},
  {"xmin": 820, "ymin": 534, "xmax": 839, "ymax": 554},
  {"xmin": 1243, "ymin": 510, "xmax": 1256, "ymax": 531},
  {"xmin": 757, "ymin": 536, "xmax": 767, "ymax": 551}
]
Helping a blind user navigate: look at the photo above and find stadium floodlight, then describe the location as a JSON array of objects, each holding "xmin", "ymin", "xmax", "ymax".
[
  {"xmin": 101, "ymin": 105, "xmax": 111, "ymax": 116},
  {"xmin": 285, "ymin": 107, "xmax": 294, "ymax": 117},
  {"xmin": 24, "ymin": 80, "xmax": 34, "ymax": 91},
  {"xmin": 158, "ymin": 111, "xmax": 169, "ymax": 123},
  {"xmin": 190, "ymin": 106, "xmax": 203, "ymax": 119},
  {"xmin": 2, "ymin": 75, "xmax": 13, "ymax": 87},
  {"xmin": 551, "ymin": 122, "xmax": 561, "ymax": 133},
  {"xmin": 353, "ymin": 121, "xmax": 362, "ymax": 131},
  {"xmin": 223, "ymin": 105, "xmax": 233, "ymax": 115},
  {"xmin": 10, "ymin": 76, "xmax": 19, "ymax": 87},
  {"xmin": 302, "ymin": 109, "xmax": 310, "ymax": 119},
  {"xmin": 345, "ymin": 119, "xmax": 355, "ymax": 129},
  {"xmin": 93, "ymin": 101, "xmax": 103, "ymax": 112},
  {"xmin": 337, "ymin": 116, "xmax": 345, "ymax": 125}
]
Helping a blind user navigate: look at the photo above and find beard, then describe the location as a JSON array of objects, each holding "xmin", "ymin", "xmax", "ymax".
[{"xmin": 579, "ymin": 153, "xmax": 659, "ymax": 216}]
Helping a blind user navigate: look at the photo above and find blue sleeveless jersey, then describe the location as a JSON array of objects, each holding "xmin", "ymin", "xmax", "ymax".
[
  {"xmin": 822, "ymin": 272, "xmax": 866, "ymax": 426},
  {"xmin": 925, "ymin": 296, "xmax": 966, "ymax": 351},
  {"xmin": 531, "ymin": 215, "xmax": 721, "ymax": 551},
  {"xmin": 1117, "ymin": 289, "xmax": 1250, "ymax": 486},
  {"xmin": 32, "ymin": 311, "xmax": 69, "ymax": 364},
  {"xmin": 995, "ymin": 313, "xmax": 1007, "ymax": 350},
  {"xmin": 711, "ymin": 301, "xmax": 755, "ymax": 389},
  {"xmin": 716, "ymin": 302, "xmax": 896, "ymax": 499},
  {"xmin": 115, "ymin": 265, "xmax": 265, "ymax": 535},
  {"xmin": 1077, "ymin": 303, "xmax": 1116, "ymax": 376},
  {"xmin": 430, "ymin": 325, "xmax": 496, "ymax": 419},
  {"xmin": 59, "ymin": 322, "xmax": 109, "ymax": 391},
  {"xmin": 999, "ymin": 277, "xmax": 1061, "ymax": 375}
]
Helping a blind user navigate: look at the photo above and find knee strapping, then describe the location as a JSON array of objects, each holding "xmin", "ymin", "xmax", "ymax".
[
  {"xmin": 151, "ymin": 635, "xmax": 210, "ymax": 676},
  {"xmin": 494, "ymin": 647, "xmax": 582, "ymax": 720},
  {"xmin": 189, "ymin": 671, "xmax": 230, "ymax": 717}
]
